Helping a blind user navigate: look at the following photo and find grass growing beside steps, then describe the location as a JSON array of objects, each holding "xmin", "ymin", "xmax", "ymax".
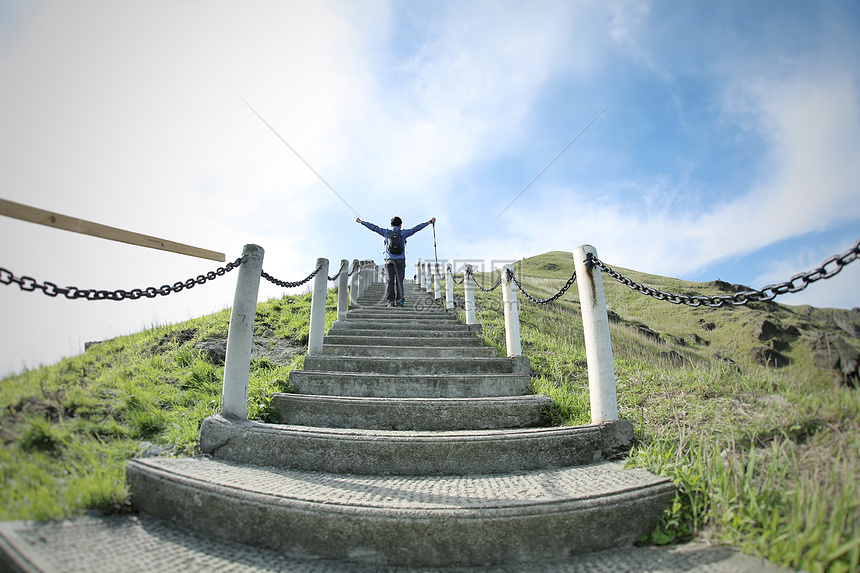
[
  {"xmin": 0, "ymin": 290, "xmax": 336, "ymax": 521},
  {"xmin": 3, "ymin": 268, "xmax": 858, "ymax": 571},
  {"xmin": 460, "ymin": 266, "xmax": 859, "ymax": 573}
]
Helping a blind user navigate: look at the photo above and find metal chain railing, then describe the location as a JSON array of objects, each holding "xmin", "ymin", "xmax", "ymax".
[
  {"xmin": 509, "ymin": 268, "xmax": 577, "ymax": 305},
  {"xmin": 347, "ymin": 260, "xmax": 360, "ymax": 277},
  {"xmin": 467, "ymin": 268, "xmax": 502, "ymax": 292},
  {"xmin": 0, "ymin": 257, "xmax": 245, "ymax": 301},
  {"xmin": 588, "ymin": 237, "xmax": 860, "ymax": 307},
  {"xmin": 327, "ymin": 260, "xmax": 350, "ymax": 281},
  {"xmin": 261, "ymin": 264, "xmax": 323, "ymax": 289}
]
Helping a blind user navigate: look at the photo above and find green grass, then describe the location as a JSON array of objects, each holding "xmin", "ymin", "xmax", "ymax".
[
  {"xmin": 452, "ymin": 256, "xmax": 859, "ymax": 572},
  {"xmin": 0, "ymin": 289, "xmax": 336, "ymax": 521},
  {"xmin": 3, "ymin": 258, "xmax": 858, "ymax": 571}
]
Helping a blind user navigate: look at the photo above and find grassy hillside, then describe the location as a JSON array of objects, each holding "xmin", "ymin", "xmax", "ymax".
[
  {"xmin": 470, "ymin": 251, "xmax": 859, "ymax": 572},
  {"xmin": 1, "ymin": 291, "xmax": 336, "ymax": 519},
  {"xmin": 1, "ymin": 254, "xmax": 857, "ymax": 571}
]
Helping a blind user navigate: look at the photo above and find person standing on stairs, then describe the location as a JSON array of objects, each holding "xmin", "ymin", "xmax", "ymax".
[{"xmin": 356, "ymin": 216, "xmax": 436, "ymax": 307}]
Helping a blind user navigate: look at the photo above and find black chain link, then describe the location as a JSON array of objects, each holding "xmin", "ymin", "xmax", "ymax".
[
  {"xmin": 589, "ymin": 237, "xmax": 860, "ymax": 307},
  {"xmin": 509, "ymin": 268, "xmax": 577, "ymax": 304},
  {"xmin": 467, "ymin": 268, "xmax": 502, "ymax": 292},
  {"xmin": 347, "ymin": 260, "xmax": 360, "ymax": 277},
  {"xmin": 0, "ymin": 257, "xmax": 245, "ymax": 301},
  {"xmin": 261, "ymin": 264, "xmax": 323, "ymax": 289},
  {"xmin": 327, "ymin": 260, "xmax": 350, "ymax": 281}
]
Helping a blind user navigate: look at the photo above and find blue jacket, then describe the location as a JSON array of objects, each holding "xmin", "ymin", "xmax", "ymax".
[{"xmin": 360, "ymin": 220, "xmax": 431, "ymax": 260}]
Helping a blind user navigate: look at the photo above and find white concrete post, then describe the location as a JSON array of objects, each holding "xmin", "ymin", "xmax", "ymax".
[
  {"xmin": 501, "ymin": 264, "xmax": 522, "ymax": 357},
  {"xmin": 445, "ymin": 264, "xmax": 455, "ymax": 310},
  {"xmin": 464, "ymin": 264, "xmax": 477, "ymax": 325},
  {"xmin": 573, "ymin": 244, "xmax": 618, "ymax": 423},
  {"xmin": 364, "ymin": 261, "xmax": 373, "ymax": 294},
  {"xmin": 222, "ymin": 244, "xmax": 264, "ymax": 420},
  {"xmin": 364, "ymin": 261, "xmax": 372, "ymax": 295},
  {"xmin": 357, "ymin": 261, "xmax": 366, "ymax": 298},
  {"xmin": 415, "ymin": 260, "xmax": 422, "ymax": 287},
  {"xmin": 425, "ymin": 263, "xmax": 433, "ymax": 294},
  {"xmin": 434, "ymin": 263, "xmax": 442, "ymax": 300},
  {"xmin": 349, "ymin": 258, "xmax": 359, "ymax": 308},
  {"xmin": 336, "ymin": 259, "xmax": 349, "ymax": 322},
  {"xmin": 307, "ymin": 257, "xmax": 329, "ymax": 356}
]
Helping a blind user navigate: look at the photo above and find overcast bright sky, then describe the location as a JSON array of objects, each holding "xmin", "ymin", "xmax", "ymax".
[{"xmin": 2, "ymin": 0, "xmax": 859, "ymax": 377}]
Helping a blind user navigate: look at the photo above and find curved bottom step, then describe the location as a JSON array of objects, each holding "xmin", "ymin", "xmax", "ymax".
[{"xmin": 127, "ymin": 456, "xmax": 675, "ymax": 568}]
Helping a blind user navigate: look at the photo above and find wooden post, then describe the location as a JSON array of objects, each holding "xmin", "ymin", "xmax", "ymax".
[
  {"xmin": 573, "ymin": 245, "xmax": 618, "ymax": 423},
  {"xmin": 222, "ymin": 244, "xmax": 263, "ymax": 419}
]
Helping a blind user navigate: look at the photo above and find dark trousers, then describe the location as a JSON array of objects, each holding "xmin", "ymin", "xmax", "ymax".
[{"xmin": 386, "ymin": 259, "xmax": 406, "ymax": 303}]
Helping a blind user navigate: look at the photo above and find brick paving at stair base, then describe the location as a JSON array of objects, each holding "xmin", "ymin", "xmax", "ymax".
[{"xmin": 0, "ymin": 514, "xmax": 791, "ymax": 573}]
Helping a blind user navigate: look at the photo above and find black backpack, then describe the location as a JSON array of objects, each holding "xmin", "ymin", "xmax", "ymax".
[{"xmin": 387, "ymin": 230, "xmax": 404, "ymax": 255}]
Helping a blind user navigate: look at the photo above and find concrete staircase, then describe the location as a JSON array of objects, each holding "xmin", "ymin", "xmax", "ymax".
[{"xmin": 126, "ymin": 282, "xmax": 674, "ymax": 569}]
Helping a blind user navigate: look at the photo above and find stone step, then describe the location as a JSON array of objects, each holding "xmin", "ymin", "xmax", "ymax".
[
  {"xmin": 321, "ymin": 344, "xmax": 497, "ymax": 359},
  {"xmin": 301, "ymin": 356, "xmax": 521, "ymax": 375},
  {"xmin": 363, "ymin": 283, "xmax": 428, "ymax": 292},
  {"xmin": 127, "ymin": 456, "xmax": 675, "ymax": 568},
  {"xmin": 329, "ymin": 321, "xmax": 474, "ymax": 333},
  {"xmin": 270, "ymin": 394, "xmax": 553, "ymax": 430},
  {"xmin": 198, "ymin": 415, "xmax": 634, "ymax": 475},
  {"xmin": 288, "ymin": 371, "xmax": 532, "ymax": 398},
  {"xmin": 326, "ymin": 327, "xmax": 478, "ymax": 340},
  {"xmin": 354, "ymin": 291, "xmax": 442, "ymax": 304},
  {"xmin": 334, "ymin": 318, "xmax": 466, "ymax": 331},
  {"xmin": 345, "ymin": 309, "xmax": 454, "ymax": 320},
  {"xmin": 353, "ymin": 289, "xmax": 435, "ymax": 300},
  {"xmin": 356, "ymin": 284, "xmax": 428, "ymax": 295},
  {"xmin": 323, "ymin": 334, "xmax": 484, "ymax": 347}
]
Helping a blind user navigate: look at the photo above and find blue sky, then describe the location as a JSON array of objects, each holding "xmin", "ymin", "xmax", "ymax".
[{"xmin": 1, "ymin": 0, "xmax": 859, "ymax": 376}]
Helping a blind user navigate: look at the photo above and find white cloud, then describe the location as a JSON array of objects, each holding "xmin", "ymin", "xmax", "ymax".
[
  {"xmin": 751, "ymin": 238, "xmax": 860, "ymax": 310},
  {"xmin": 3, "ymin": 1, "xmax": 860, "ymax": 376}
]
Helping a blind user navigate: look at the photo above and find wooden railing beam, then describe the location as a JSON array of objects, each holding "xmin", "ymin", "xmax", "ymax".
[{"xmin": 0, "ymin": 197, "xmax": 225, "ymax": 262}]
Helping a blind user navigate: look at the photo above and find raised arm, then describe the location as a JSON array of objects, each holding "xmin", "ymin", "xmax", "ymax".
[
  {"xmin": 401, "ymin": 218, "xmax": 436, "ymax": 238},
  {"xmin": 357, "ymin": 219, "xmax": 387, "ymax": 237}
]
